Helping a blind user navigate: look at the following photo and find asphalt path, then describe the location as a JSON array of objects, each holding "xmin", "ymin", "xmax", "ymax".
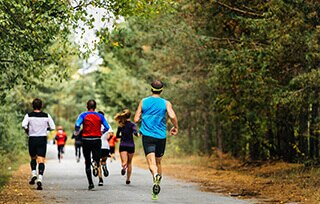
[{"xmin": 38, "ymin": 144, "xmax": 255, "ymax": 204}]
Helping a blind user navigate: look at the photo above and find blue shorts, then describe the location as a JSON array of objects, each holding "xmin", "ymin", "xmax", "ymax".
[{"xmin": 142, "ymin": 135, "xmax": 166, "ymax": 157}]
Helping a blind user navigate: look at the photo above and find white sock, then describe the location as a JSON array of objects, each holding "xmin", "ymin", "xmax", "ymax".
[
  {"xmin": 154, "ymin": 173, "xmax": 159, "ymax": 179},
  {"xmin": 38, "ymin": 175, "xmax": 43, "ymax": 182},
  {"xmin": 32, "ymin": 170, "xmax": 37, "ymax": 177}
]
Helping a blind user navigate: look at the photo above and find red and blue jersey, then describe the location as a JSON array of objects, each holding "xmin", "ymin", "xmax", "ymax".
[{"xmin": 75, "ymin": 111, "xmax": 110, "ymax": 137}]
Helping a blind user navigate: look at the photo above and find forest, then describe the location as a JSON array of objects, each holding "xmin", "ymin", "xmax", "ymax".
[{"xmin": 0, "ymin": 0, "xmax": 320, "ymax": 166}]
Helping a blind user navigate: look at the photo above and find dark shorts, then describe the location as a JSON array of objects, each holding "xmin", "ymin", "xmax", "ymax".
[
  {"xmin": 57, "ymin": 145, "xmax": 65, "ymax": 153},
  {"xmin": 28, "ymin": 136, "xmax": 47, "ymax": 157},
  {"xmin": 119, "ymin": 145, "xmax": 135, "ymax": 154},
  {"xmin": 142, "ymin": 136, "xmax": 166, "ymax": 157},
  {"xmin": 101, "ymin": 149, "xmax": 110, "ymax": 158},
  {"xmin": 109, "ymin": 146, "xmax": 115, "ymax": 154}
]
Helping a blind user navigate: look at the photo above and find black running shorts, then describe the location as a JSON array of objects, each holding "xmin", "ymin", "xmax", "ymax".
[
  {"xmin": 101, "ymin": 149, "xmax": 110, "ymax": 158},
  {"xmin": 28, "ymin": 136, "xmax": 47, "ymax": 157},
  {"xmin": 142, "ymin": 135, "xmax": 166, "ymax": 157},
  {"xmin": 109, "ymin": 147, "xmax": 115, "ymax": 154},
  {"xmin": 119, "ymin": 145, "xmax": 135, "ymax": 154}
]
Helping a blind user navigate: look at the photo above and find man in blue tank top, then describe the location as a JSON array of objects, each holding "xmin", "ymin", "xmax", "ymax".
[{"xmin": 134, "ymin": 80, "xmax": 178, "ymax": 200}]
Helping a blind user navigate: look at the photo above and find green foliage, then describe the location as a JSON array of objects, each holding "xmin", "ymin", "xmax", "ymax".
[
  {"xmin": 0, "ymin": 0, "xmax": 73, "ymax": 97},
  {"xmin": 1, "ymin": 0, "xmax": 320, "ymax": 170},
  {"xmin": 97, "ymin": 0, "xmax": 320, "ymax": 162}
]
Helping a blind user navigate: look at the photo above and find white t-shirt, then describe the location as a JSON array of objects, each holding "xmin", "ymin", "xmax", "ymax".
[
  {"xmin": 101, "ymin": 127, "xmax": 113, "ymax": 149},
  {"xmin": 22, "ymin": 111, "xmax": 55, "ymax": 137}
]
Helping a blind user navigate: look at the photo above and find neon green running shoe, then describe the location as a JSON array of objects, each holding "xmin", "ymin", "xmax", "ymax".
[
  {"xmin": 152, "ymin": 193, "xmax": 158, "ymax": 201},
  {"xmin": 152, "ymin": 174, "xmax": 162, "ymax": 195}
]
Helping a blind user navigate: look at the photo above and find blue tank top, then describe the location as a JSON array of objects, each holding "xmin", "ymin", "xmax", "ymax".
[{"xmin": 140, "ymin": 96, "xmax": 167, "ymax": 139}]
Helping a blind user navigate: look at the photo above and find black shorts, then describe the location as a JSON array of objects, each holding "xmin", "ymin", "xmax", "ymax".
[
  {"xmin": 109, "ymin": 146, "xmax": 115, "ymax": 154},
  {"xmin": 28, "ymin": 136, "xmax": 47, "ymax": 157},
  {"xmin": 119, "ymin": 145, "xmax": 135, "ymax": 154},
  {"xmin": 101, "ymin": 149, "xmax": 110, "ymax": 158},
  {"xmin": 142, "ymin": 136, "xmax": 166, "ymax": 157}
]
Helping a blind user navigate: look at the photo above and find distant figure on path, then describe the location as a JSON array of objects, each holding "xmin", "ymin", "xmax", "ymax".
[
  {"xmin": 97, "ymin": 111, "xmax": 112, "ymax": 186},
  {"xmin": 71, "ymin": 130, "xmax": 82, "ymax": 162},
  {"xmin": 22, "ymin": 98, "xmax": 56, "ymax": 190},
  {"xmin": 55, "ymin": 126, "xmax": 67, "ymax": 162},
  {"xmin": 134, "ymin": 80, "xmax": 178, "ymax": 200},
  {"xmin": 115, "ymin": 108, "xmax": 138, "ymax": 185},
  {"xmin": 108, "ymin": 130, "xmax": 118, "ymax": 161},
  {"xmin": 74, "ymin": 99, "xmax": 110, "ymax": 190}
]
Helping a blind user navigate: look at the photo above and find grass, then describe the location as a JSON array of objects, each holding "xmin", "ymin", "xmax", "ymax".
[
  {"xmin": 0, "ymin": 151, "xmax": 29, "ymax": 191},
  {"xmin": 134, "ymin": 149, "xmax": 320, "ymax": 204}
]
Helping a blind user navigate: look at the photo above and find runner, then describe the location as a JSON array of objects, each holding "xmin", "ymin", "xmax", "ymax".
[
  {"xmin": 71, "ymin": 130, "xmax": 82, "ymax": 162},
  {"xmin": 108, "ymin": 130, "xmax": 118, "ymax": 161},
  {"xmin": 134, "ymin": 80, "xmax": 178, "ymax": 200},
  {"xmin": 54, "ymin": 126, "xmax": 67, "ymax": 163},
  {"xmin": 74, "ymin": 99, "xmax": 110, "ymax": 190},
  {"xmin": 97, "ymin": 111, "xmax": 112, "ymax": 186},
  {"xmin": 115, "ymin": 108, "xmax": 138, "ymax": 185},
  {"xmin": 22, "ymin": 98, "xmax": 56, "ymax": 190}
]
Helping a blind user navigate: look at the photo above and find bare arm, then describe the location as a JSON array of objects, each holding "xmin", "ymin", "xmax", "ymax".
[
  {"xmin": 134, "ymin": 100, "xmax": 142, "ymax": 123},
  {"xmin": 166, "ymin": 101, "xmax": 178, "ymax": 136}
]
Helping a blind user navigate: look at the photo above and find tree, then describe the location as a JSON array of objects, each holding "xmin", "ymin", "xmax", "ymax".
[{"xmin": 97, "ymin": 0, "xmax": 320, "ymax": 163}]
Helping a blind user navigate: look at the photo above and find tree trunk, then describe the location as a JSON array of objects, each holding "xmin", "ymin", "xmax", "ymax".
[
  {"xmin": 216, "ymin": 116, "xmax": 224, "ymax": 169},
  {"xmin": 310, "ymin": 88, "xmax": 319, "ymax": 159},
  {"xmin": 276, "ymin": 105, "xmax": 296, "ymax": 162},
  {"xmin": 202, "ymin": 112, "xmax": 213, "ymax": 154},
  {"xmin": 265, "ymin": 120, "xmax": 277, "ymax": 159},
  {"xmin": 298, "ymin": 101, "xmax": 309, "ymax": 159}
]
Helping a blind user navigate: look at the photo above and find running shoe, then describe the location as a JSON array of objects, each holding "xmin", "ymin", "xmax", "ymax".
[
  {"xmin": 151, "ymin": 192, "xmax": 158, "ymax": 200},
  {"xmin": 102, "ymin": 165, "xmax": 109, "ymax": 177},
  {"xmin": 152, "ymin": 174, "xmax": 162, "ymax": 195},
  {"xmin": 88, "ymin": 183, "xmax": 94, "ymax": 190},
  {"xmin": 36, "ymin": 180, "xmax": 43, "ymax": 190},
  {"xmin": 98, "ymin": 179, "xmax": 103, "ymax": 186},
  {"xmin": 126, "ymin": 180, "xmax": 131, "ymax": 185},
  {"xmin": 121, "ymin": 168, "xmax": 126, "ymax": 176},
  {"xmin": 91, "ymin": 161, "xmax": 98, "ymax": 177},
  {"xmin": 29, "ymin": 176, "xmax": 37, "ymax": 185}
]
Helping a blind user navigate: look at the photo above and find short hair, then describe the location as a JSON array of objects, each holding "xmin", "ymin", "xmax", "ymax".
[
  {"xmin": 151, "ymin": 80, "xmax": 164, "ymax": 94},
  {"xmin": 87, "ymin": 99, "xmax": 96, "ymax": 110},
  {"xmin": 32, "ymin": 98, "xmax": 42, "ymax": 110}
]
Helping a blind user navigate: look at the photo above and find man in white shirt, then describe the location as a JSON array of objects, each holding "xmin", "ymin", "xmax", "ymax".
[{"xmin": 22, "ymin": 98, "xmax": 55, "ymax": 190}]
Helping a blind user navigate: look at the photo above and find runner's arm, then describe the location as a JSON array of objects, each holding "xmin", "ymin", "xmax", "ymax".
[
  {"xmin": 74, "ymin": 114, "xmax": 84, "ymax": 135},
  {"xmin": 116, "ymin": 127, "xmax": 122, "ymax": 138},
  {"xmin": 132, "ymin": 124, "xmax": 138, "ymax": 137},
  {"xmin": 21, "ymin": 114, "xmax": 29, "ymax": 135},
  {"xmin": 166, "ymin": 101, "xmax": 178, "ymax": 136},
  {"xmin": 134, "ymin": 100, "xmax": 142, "ymax": 123},
  {"xmin": 47, "ymin": 114, "xmax": 56, "ymax": 131},
  {"xmin": 101, "ymin": 116, "xmax": 110, "ymax": 132}
]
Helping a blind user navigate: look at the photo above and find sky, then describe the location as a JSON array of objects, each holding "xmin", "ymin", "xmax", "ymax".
[{"xmin": 73, "ymin": 4, "xmax": 119, "ymax": 75}]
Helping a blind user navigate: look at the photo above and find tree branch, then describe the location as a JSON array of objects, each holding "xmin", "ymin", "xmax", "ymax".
[
  {"xmin": 0, "ymin": 59, "xmax": 15, "ymax": 63},
  {"xmin": 0, "ymin": 58, "xmax": 47, "ymax": 63},
  {"xmin": 214, "ymin": 0, "xmax": 264, "ymax": 18},
  {"xmin": 208, "ymin": 36, "xmax": 241, "ymax": 43}
]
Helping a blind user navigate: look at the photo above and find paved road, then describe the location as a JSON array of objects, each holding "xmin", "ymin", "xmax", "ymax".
[{"xmin": 39, "ymin": 145, "xmax": 255, "ymax": 204}]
